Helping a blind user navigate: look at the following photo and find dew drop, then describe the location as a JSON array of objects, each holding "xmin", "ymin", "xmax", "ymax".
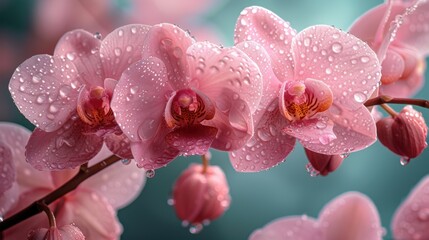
[
  {"xmin": 121, "ymin": 159, "xmax": 131, "ymax": 165},
  {"xmin": 36, "ymin": 95, "xmax": 46, "ymax": 104},
  {"xmin": 131, "ymin": 27, "xmax": 137, "ymax": 34},
  {"xmin": 332, "ymin": 33, "xmax": 340, "ymax": 39},
  {"xmin": 130, "ymin": 86, "xmax": 139, "ymax": 95},
  {"xmin": 303, "ymin": 37, "xmax": 311, "ymax": 47},
  {"xmin": 146, "ymin": 169, "xmax": 155, "ymax": 178},
  {"xmin": 167, "ymin": 198, "xmax": 175, "ymax": 206},
  {"xmin": 331, "ymin": 42, "xmax": 343, "ymax": 53},
  {"xmin": 49, "ymin": 104, "xmax": 59, "ymax": 113},
  {"xmin": 325, "ymin": 68, "xmax": 332, "ymax": 75},
  {"xmin": 114, "ymin": 48, "xmax": 122, "ymax": 57},
  {"xmin": 257, "ymin": 129, "xmax": 272, "ymax": 141},
  {"xmin": 245, "ymin": 154, "xmax": 252, "ymax": 161},
  {"xmin": 353, "ymin": 92, "xmax": 367, "ymax": 103},
  {"xmin": 360, "ymin": 56, "xmax": 370, "ymax": 63},
  {"xmin": 340, "ymin": 152, "xmax": 350, "ymax": 159},
  {"xmin": 66, "ymin": 52, "xmax": 75, "ymax": 61},
  {"xmin": 189, "ymin": 223, "xmax": 203, "ymax": 234},
  {"xmin": 126, "ymin": 46, "xmax": 133, "ymax": 52},
  {"xmin": 400, "ymin": 156, "xmax": 410, "ymax": 166},
  {"xmin": 93, "ymin": 32, "xmax": 102, "ymax": 40},
  {"xmin": 316, "ymin": 121, "xmax": 327, "ymax": 129},
  {"xmin": 59, "ymin": 85, "xmax": 71, "ymax": 98},
  {"xmin": 305, "ymin": 163, "xmax": 320, "ymax": 177},
  {"xmin": 240, "ymin": 18, "xmax": 247, "ymax": 26},
  {"xmin": 118, "ymin": 29, "xmax": 124, "ymax": 37},
  {"xmin": 32, "ymin": 75, "xmax": 41, "ymax": 83}
]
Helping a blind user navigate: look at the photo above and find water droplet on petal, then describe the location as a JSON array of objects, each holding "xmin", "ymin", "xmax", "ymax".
[
  {"xmin": 59, "ymin": 85, "xmax": 71, "ymax": 98},
  {"xmin": 303, "ymin": 37, "xmax": 311, "ymax": 47},
  {"xmin": 167, "ymin": 198, "xmax": 175, "ymax": 206},
  {"xmin": 257, "ymin": 129, "xmax": 272, "ymax": 141},
  {"xmin": 146, "ymin": 169, "xmax": 155, "ymax": 178},
  {"xmin": 331, "ymin": 42, "xmax": 343, "ymax": 53},
  {"xmin": 353, "ymin": 92, "xmax": 367, "ymax": 103},
  {"xmin": 340, "ymin": 152, "xmax": 350, "ymax": 159},
  {"xmin": 400, "ymin": 156, "xmax": 410, "ymax": 166},
  {"xmin": 316, "ymin": 121, "xmax": 327, "ymax": 129},
  {"xmin": 114, "ymin": 48, "xmax": 122, "ymax": 57},
  {"xmin": 325, "ymin": 68, "xmax": 332, "ymax": 75},
  {"xmin": 305, "ymin": 163, "xmax": 320, "ymax": 177},
  {"xmin": 360, "ymin": 56, "xmax": 370, "ymax": 63},
  {"xmin": 118, "ymin": 29, "xmax": 124, "ymax": 37},
  {"xmin": 189, "ymin": 223, "xmax": 203, "ymax": 234},
  {"xmin": 66, "ymin": 52, "xmax": 75, "ymax": 61},
  {"xmin": 121, "ymin": 159, "xmax": 131, "ymax": 165},
  {"xmin": 32, "ymin": 75, "xmax": 41, "ymax": 83},
  {"xmin": 240, "ymin": 18, "xmax": 247, "ymax": 26},
  {"xmin": 94, "ymin": 32, "xmax": 102, "ymax": 39}
]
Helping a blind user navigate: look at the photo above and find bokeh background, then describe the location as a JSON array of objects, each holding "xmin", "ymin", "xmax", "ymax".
[{"xmin": 1, "ymin": 0, "xmax": 428, "ymax": 239}]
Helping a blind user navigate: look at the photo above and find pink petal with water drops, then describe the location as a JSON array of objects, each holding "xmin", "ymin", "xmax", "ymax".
[
  {"xmin": 187, "ymin": 42, "xmax": 263, "ymax": 113},
  {"xmin": 112, "ymin": 57, "xmax": 170, "ymax": 142},
  {"xmin": 392, "ymin": 175, "xmax": 429, "ymax": 240},
  {"xmin": 166, "ymin": 125, "xmax": 218, "ymax": 156},
  {"xmin": 9, "ymin": 55, "xmax": 81, "ymax": 132},
  {"xmin": 207, "ymin": 88, "xmax": 254, "ymax": 151},
  {"xmin": 348, "ymin": 3, "xmax": 390, "ymax": 43},
  {"xmin": 249, "ymin": 216, "xmax": 323, "ymax": 240},
  {"xmin": 25, "ymin": 117, "xmax": 103, "ymax": 170},
  {"xmin": 380, "ymin": 60, "xmax": 425, "ymax": 97},
  {"xmin": 291, "ymin": 25, "xmax": 380, "ymax": 111},
  {"xmin": 53, "ymin": 29, "xmax": 104, "ymax": 87},
  {"xmin": 319, "ymin": 192, "xmax": 383, "ymax": 240},
  {"xmin": 0, "ymin": 182, "xmax": 19, "ymax": 217},
  {"xmin": 28, "ymin": 225, "xmax": 85, "ymax": 240},
  {"xmin": 234, "ymin": 6, "xmax": 297, "ymax": 81},
  {"xmin": 130, "ymin": 121, "xmax": 180, "ymax": 170},
  {"xmin": 105, "ymin": 132, "xmax": 133, "ymax": 159},
  {"xmin": 100, "ymin": 24, "xmax": 151, "ymax": 79},
  {"xmin": 143, "ymin": 23, "xmax": 194, "ymax": 89},
  {"xmin": 395, "ymin": 0, "xmax": 429, "ymax": 55},
  {"xmin": 83, "ymin": 145, "xmax": 146, "ymax": 209},
  {"xmin": 235, "ymin": 41, "xmax": 280, "ymax": 109},
  {"xmin": 304, "ymin": 148, "xmax": 344, "ymax": 176},
  {"xmin": 56, "ymin": 189, "xmax": 121, "ymax": 240},
  {"xmin": 230, "ymin": 100, "xmax": 295, "ymax": 172},
  {"xmin": 380, "ymin": 49, "xmax": 405, "ymax": 84}
]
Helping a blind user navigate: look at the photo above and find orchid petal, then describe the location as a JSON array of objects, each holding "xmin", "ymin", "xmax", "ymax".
[
  {"xmin": 380, "ymin": 60, "xmax": 425, "ymax": 97},
  {"xmin": 392, "ymin": 176, "xmax": 429, "ymax": 240},
  {"xmin": 230, "ymin": 100, "xmax": 295, "ymax": 172},
  {"xmin": 105, "ymin": 132, "xmax": 133, "ymax": 159},
  {"xmin": 57, "ymin": 189, "xmax": 121, "ymax": 240},
  {"xmin": 111, "ymin": 57, "xmax": 170, "ymax": 142},
  {"xmin": 187, "ymin": 42, "xmax": 263, "ymax": 113},
  {"xmin": 83, "ymin": 145, "xmax": 146, "ymax": 209},
  {"xmin": 291, "ymin": 25, "xmax": 381, "ymax": 111},
  {"xmin": 9, "ymin": 55, "xmax": 80, "ymax": 132},
  {"xmin": 166, "ymin": 125, "xmax": 217, "ymax": 156},
  {"xmin": 249, "ymin": 216, "xmax": 322, "ymax": 240},
  {"xmin": 319, "ymin": 192, "xmax": 383, "ymax": 240},
  {"xmin": 234, "ymin": 6, "xmax": 297, "ymax": 81},
  {"xmin": 0, "ymin": 182, "xmax": 19, "ymax": 217},
  {"xmin": 26, "ymin": 117, "xmax": 103, "ymax": 170},
  {"xmin": 54, "ymin": 29, "xmax": 104, "ymax": 86},
  {"xmin": 143, "ymin": 23, "xmax": 194, "ymax": 89},
  {"xmin": 100, "ymin": 24, "xmax": 151, "ymax": 79}
]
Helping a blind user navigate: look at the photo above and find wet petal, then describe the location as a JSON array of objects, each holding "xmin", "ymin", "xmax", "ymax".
[
  {"xmin": 187, "ymin": 42, "xmax": 263, "ymax": 113},
  {"xmin": 111, "ymin": 57, "xmax": 170, "ymax": 142},
  {"xmin": 249, "ymin": 216, "xmax": 322, "ymax": 240},
  {"xmin": 0, "ymin": 182, "xmax": 19, "ymax": 217},
  {"xmin": 234, "ymin": 6, "xmax": 296, "ymax": 81},
  {"xmin": 319, "ymin": 192, "xmax": 383, "ymax": 240},
  {"xmin": 166, "ymin": 125, "xmax": 217, "ymax": 156},
  {"xmin": 380, "ymin": 60, "xmax": 425, "ymax": 97},
  {"xmin": 143, "ymin": 23, "xmax": 194, "ymax": 89},
  {"xmin": 100, "ymin": 24, "xmax": 151, "ymax": 79},
  {"xmin": 9, "ymin": 55, "xmax": 81, "ymax": 132},
  {"xmin": 83, "ymin": 145, "xmax": 145, "ymax": 209},
  {"xmin": 304, "ymin": 148, "xmax": 344, "ymax": 176},
  {"xmin": 57, "ymin": 189, "xmax": 121, "ymax": 240},
  {"xmin": 26, "ymin": 117, "xmax": 103, "ymax": 170},
  {"xmin": 291, "ymin": 25, "xmax": 381, "ymax": 110},
  {"xmin": 104, "ymin": 132, "xmax": 133, "ymax": 159},
  {"xmin": 380, "ymin": 49, "xmax": 405, "ymax": 84},
  {"xmin": 54, "ymin": 29, "xmax": 104, "ymax": 86},
  {"xmin": 349, "ymin": 3, "xmax": 390, "ymax": 43},
  {"xmin": 392, "ymin": 176, "xmax": 429, "ymax": 240},
  {"xmin": 230, "ymin": 100, "xmax": 295, "ymax": 172}
]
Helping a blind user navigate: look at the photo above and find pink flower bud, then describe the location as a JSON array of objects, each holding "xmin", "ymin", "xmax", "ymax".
[
  {"xmin": 377, "ymin": 105, "xmax": 428, "ymax": 162},
  {"xmin": 304, "ymin": 148, "xmax": 344, "ymax": 176},
  {"xmin": 28, "ymin": 225, "xmax": 85, "ymax": 240},
  {"xmin": 172, "ymin": 164, "xmax": 231, "ymax": 226}
]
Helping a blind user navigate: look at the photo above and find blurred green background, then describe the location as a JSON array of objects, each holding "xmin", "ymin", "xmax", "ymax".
[{"xmin": 1, "ymin": 0, "xmax": 428, "ymax": 239}]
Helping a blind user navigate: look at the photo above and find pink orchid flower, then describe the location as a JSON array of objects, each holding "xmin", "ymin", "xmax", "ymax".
[
  {"xmin": 111, "ymin": 23, "xmax": 262, "ymax": 170},
  {"xmin": 349, "ymin": 0, "xmax": 429, "ymax": 98},
  {"xmin": 250, "ymin": 192, "xmax": 384, "ymax": 240},
  {"xmin": 28, "ymin": 225, "xmax": 85, "ymax": 240},
  {"xmin": 0, "ymin": 122, "xmax": 30, "ymax": 218},
  {"xmin": 4, "ymin": 145, "xmax": 145, "ymax": 240},
  {"xmin": 230, "ymin": 6, "xmax": 381, "ymax": 172},
  {"xmin": 9, "ymin": 24, "xmax": 151, "ymax": 170}
]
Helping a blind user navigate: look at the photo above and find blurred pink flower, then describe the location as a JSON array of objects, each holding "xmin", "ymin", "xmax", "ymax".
[
  {"xmin": 0, "ymin": 122, "xmax": 30, "ymax": 217},
  {"xmin": 172, "ymin": 163, "xmax": 230, "ymax": 230},
  {"xmin": 4, "ymin": 145, "xmax": 146, "ymax": 240},
  {"xmin": 9, "ymin": 24, "xmax": 151, "ymax": 170},
  {"xmin": 112, "ymin": 23, "xmax": 262, "ymax": 170},
  {"xmin": 349, "ymin": 0, "xmax": 429, "ymax": 97},
  {"xmin": 377, "ymin": 105, "xmax": 428, "ymax": 164},
  {"xmin": 249, "ymin": 192, "xmax": 384, "ymax": 240},
  {"xmin": 28, "ymin": 225, "xmax": 85, "ymax": 240},
  {"xmin": 230, "ymin": 6, "xmax": 381, "ymax": 172}
]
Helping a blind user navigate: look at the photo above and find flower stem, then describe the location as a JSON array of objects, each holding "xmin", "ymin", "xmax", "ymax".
[
  {"xmin": 364, "ymin": 95, "xmax": 429, "ymax": 109},
  {"xmin": 37, "ymin": 201, "xmax": 56, "ymax": 228},
  {"xmin": 380, "ymin": 103, "xmax": 398, "ymax": 117},
  {"xmin": 0, "ymin": 154, "xmax": 121, "ymax": 232},
  {"xmin": 202, "ymin": 154, "xmax": 209, "ymax": 174}
]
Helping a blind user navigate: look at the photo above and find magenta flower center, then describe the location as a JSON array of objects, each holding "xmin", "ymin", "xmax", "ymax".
[
  {"xmin": 77, "ymin": 86, "xmax": 114, "ymax": 126},
  {"xmin": 167, "ymin": 89, "xmax": 214, "ymax": 128}
]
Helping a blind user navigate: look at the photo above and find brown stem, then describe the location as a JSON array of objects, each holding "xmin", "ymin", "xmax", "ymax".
[
  {"xmin": 37, "ymin": 201, "xmax": 56, "ymax": 228},
  {"xmin": 364, "ymin": 95, "xmax": 429, "ymax": 109},
  {"xmin": 202, "ymin": 154, "xmax": 209, "ymax": 174},
  {"xmin": 0, "ymin": 155, "xmax": 121, "ymax": 232},
  {"xmin": 380, "ymin": 103, "xmax": 398, "ymax": 117}
]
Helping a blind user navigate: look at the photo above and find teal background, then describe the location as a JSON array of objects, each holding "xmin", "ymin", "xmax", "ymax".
[{"xmin": 1, "ymin": 0, "xmax": 429, "ymax": 239}]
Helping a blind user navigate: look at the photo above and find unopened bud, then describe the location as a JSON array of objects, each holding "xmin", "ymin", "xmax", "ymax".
[{"xmin": 304, "ymin": 148, "xmax": 344, "ymax": 176}]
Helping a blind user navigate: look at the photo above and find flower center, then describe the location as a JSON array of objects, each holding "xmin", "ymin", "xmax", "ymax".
[
  {"xmin": 280, "ymin": 80, "xmax": 333, "ymax": 121},
  {"xmin": 77, "ymin": 86, "xmax": 114, "ymax": 126},
  {"xmin": 166, "ymin": 89, "xmax": 215, "ymax": 128}
]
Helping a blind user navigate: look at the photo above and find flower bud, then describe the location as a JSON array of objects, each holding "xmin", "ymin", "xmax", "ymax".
[
  {"xmin": 28, "ymin": 225, "xmax": 85, "ymax": 240},
  {"xmin": 377, "ymin": 105, "xmax": 428, "ymax": 162},
  {"xmin": 172, "ymin": 163, "xmax": 231, "ymax": 227},
  {"xmin": 304, "ymin": 148, "xmax": 344, "ymax": 176}
]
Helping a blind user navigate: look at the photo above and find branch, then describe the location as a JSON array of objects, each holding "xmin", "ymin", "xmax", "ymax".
[
  {"xmin": 0, "ymin": 155, "xmax": 121, "ymax": 232},
  {"xmin": 364, "ymin": 95, "xmax": 429, "ymax": 109}
]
